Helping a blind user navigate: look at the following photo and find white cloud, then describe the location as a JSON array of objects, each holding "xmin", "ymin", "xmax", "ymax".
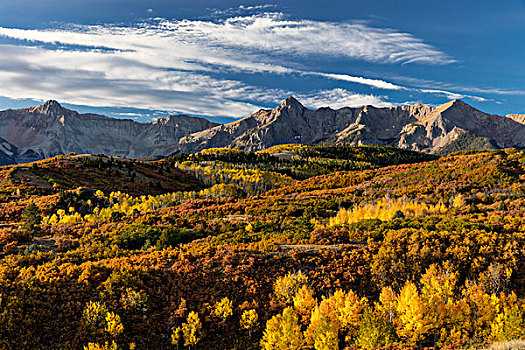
[
  {"xmin": 419, "ymin": 89, "xmax": 488, "ymax": 102},
  {"xmin": 209, "ymin": 4, "xmax": 278, "ymax": 17},
  {"xmin": 154, "ymin": 14, "xmax": 454, "ymax": 65},
  {"xmin": 0, "ymin": 45, "xmax": 269, "ymax": 117},
  {"xmin": 310, "ymin": 72, "xmax": 403, "ymax": 90},
  {"xmin": 297, "ymin": 88, "xmax": 391, "ymax": 109},
  {"xmin": 0, "ymin": 12, "xmax": 458, "ymax": 117}
]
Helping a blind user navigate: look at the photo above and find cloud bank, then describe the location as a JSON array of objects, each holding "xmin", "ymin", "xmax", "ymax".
[{"xmin": 0, "ymin": 11, "xmax": 461, "ymax": 118}]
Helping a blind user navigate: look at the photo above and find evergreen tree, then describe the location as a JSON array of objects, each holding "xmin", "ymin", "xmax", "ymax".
[{"xmin": 20, "ymin": 203, "xmax": 42, "ymax": 237}]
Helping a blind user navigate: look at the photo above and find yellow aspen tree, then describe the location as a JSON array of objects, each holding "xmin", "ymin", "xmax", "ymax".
[
  {"xmin": 83, "ymin": 301, "xmax": 109, "ymax": 330},
  {"xmin": 355, "ymin": 308, "xmax": 398, "ymax": 349},
  {"xmin": 501, "ymin": 304, "xmax": 525, "ymax": 341},
  {"xmin": 212, "ymin": 297, "xmax": 233, "ymax": 320},
  {"xmin": 489, "ymin": 291, "xmax": 519, "ymax": 342},
  {"xmin": 83, "ymin": 341, "xmax": 118, "ymax": 350},
  {"xmin": 440, "ymin": 297, "xmax": 470, "ymax": 346},
  {"xmin": 240, "ymin": 309, "xmax": 258, "ymax": 337},
  {"xmin": 261, "ymin": 307, "xmax": 304, "ymax": 350},
  {"xmin": 181, "ymin": 311, "xmax": 202, "ymax": 349},
  {"xmin": 376, "ymin": 286, "xmax": 397, "ymax": 323},
  {"xmin": 293, "ymin": 285, "xmax": 317, "ymax": 325},
  {"xmin": 395, "ymin": 282, "xmax": 430, "ymax": 345},
  {"xmin": 453, "ymin": 194, "xmax": 464, "ymax": 209},
  {"xmin": 304, "ymin": 301, "xmax": 339, "ymax": 350},
  {"xmin": 171, "ymin": 326, "xmax": 182, "ymax": 350},
  {"xmin": 420, "ymin": 265, "xmax": 461, "ymax": 347},
  {"xmin": 420, "ymin": 265, "xmax": 456, "ymax": 333},
  {"xmin": 462, "ymin": 283, "xmax": 501, "ymax": 343},
  {"xmin": 335, "ymin": 289, "xmax": 367, "ymax": 342},
  {"xmin": 105, "ymin": 312, "xmax": 124, "ymax": 338},
  {"xmin": 273, "ymin": 271, "xmax": 308, "ymax": 305},
  {"xmin": 313, "ymin": 330, "xmax": 339, "ymax": 350}
]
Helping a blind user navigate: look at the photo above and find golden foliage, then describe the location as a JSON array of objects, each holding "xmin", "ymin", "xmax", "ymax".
[
  {"xmin": 212, "ymin": 297, "xmax": 233, "ymax": 320},
  {"xmin": 105, "ymin": 312, "xmax": 124, "ymax": 338},
  {"xmin": 261, "ymin": 307, "xmax": 304, "ymax": 350},
  {"xmin": 181, "ymin": 311, "xmax": 202, "ymax": 347},
  {"xmin": 273, "ymin": 271, "xmax": 309, "ymax": 305},
  {"xmin": 240, "ymin": 309, "xmax": 258, "ymax": 337},
  {"xmin": 329, "ymin": 196, "xmax": 447, "ymax": 226}
]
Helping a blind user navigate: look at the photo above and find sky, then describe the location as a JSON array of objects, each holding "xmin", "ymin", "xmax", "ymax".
[{"xmin": 0, "ymin": 0, "xmax": 523, "ymax": 123}]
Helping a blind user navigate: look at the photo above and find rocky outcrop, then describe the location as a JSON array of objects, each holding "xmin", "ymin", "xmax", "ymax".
[{"xmin": 0, "ymin": 100, "xmax": 218, "ymax": 162}]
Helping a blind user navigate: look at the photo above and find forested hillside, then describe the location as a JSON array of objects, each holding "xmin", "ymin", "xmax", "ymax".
[{"xmin": 1, "ymin": 145, "xmax": 525, "ymax": 349}]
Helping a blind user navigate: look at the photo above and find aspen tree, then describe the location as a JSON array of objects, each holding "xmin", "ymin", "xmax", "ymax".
[
  {"xmin": 261, "ymin": 307, "xmax": 304, "ymax": 350},
  {"xmin": 240, "ymin": 309, "xmax": 258, "ymax": 337}
]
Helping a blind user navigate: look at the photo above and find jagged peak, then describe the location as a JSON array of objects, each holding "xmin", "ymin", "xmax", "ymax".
[
  {"xmin": 44, "ymin": 100, "xmax": 62, "ymax": 108},
  {"xmin": 31, "ymin": 100, "xmax": 69, "ymax": 115},
  {"xmin": 443, "ymin": 99, "xmax": 471, "ymax": 109},
  {"xmin": 280, "ymin": 96, "xmax": 304, "ymax": 109}
]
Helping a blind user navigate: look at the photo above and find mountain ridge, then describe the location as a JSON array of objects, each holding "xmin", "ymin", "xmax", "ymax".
[
  {"xmin": 0, "ymin": 100, "xmax": 218, "ymax": 164},
  {"xmin": 176, "ymin": 96, "xmax": 525, "ymax": 154},
  {"xmin": 1, "ymin": 97, "xmax": 524, "ymax": 164}
]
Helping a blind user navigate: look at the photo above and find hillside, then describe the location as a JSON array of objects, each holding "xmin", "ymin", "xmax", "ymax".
[
  {"xmin": 0, "ymin": 153, "xmax": 203, "ymax": 196},
  {"xmin": 1, "ymin": 146, "xmax": 525, "ymax": 348}
]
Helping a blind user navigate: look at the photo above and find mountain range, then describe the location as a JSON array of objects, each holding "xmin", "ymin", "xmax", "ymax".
[{"xmin": 1, "ymin": 97, "xmax": 524, "ymax": 165}]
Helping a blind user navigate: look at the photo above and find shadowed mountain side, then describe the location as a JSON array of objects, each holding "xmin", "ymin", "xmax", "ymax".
[
  {"xmin": 0, "ymin": 100, "xmax": 218, "ymax": 163},
  {"xmin": 0, "ymin": 137, "xmax": 17, "ymax": 166}
]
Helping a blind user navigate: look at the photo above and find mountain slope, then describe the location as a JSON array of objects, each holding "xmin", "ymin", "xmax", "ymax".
[
  {"xmin": 0, "ymin": 137, "xmax": 17, "ymax": 166},
  {"xmin": 398, "ymin": 99, "xmax": 525, "ymax": 152},
  {"xmin": 176, "ymin": 97, "xmax": 525, "ymax": 154},
  {"xmin": 2, "ymin": 98, "xmax": 525, "ymax": 160},
  {"xmin": 0, "ymin": 100, "xmax": 218, "ymax": 162},
  {"xmin": 177, "ymin": 96, "xmax": 434, "ymax": 153}
]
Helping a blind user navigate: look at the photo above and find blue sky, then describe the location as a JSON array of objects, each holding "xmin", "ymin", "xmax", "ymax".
[{"xmin": 0, "ymin": 0, "xmax": 523, "ymax": 123}]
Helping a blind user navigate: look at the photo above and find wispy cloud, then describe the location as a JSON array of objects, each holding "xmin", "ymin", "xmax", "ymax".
[
  {"xmin": 297, "ymin": 89, "xmax": 391, "ymax": 109},
  {"xmin": 0, "ymin": 11, "xmax": 456, "ymax": 117},
  {"xmin": 310, "ymin": 72, "xmax": 403, "ymax": 90},
  {"xmin": 419, "ymin": 89, "xmax": 488, "ymax": 102},
  {"xmin": 391, "ymin": 75, "xmax": 525, "ymax": 99},
  {"xmin": 153, "ymin": 13, "xmax": 454, "ymax": 65},
  {"xmin": 208, "ymin": 4, "xmax": 278, "ymax": 18}
]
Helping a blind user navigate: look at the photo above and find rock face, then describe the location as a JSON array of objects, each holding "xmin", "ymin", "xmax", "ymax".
[
  {"xmin": 2, "ymin": 98, "xmax": 525, "ymax": 162},
  {"xmin": 397, "ymin": 100, "xmax": 525, "ymax": 151},
  {"xmin": 177, "ymin": 96, "xmax": 525, "ymax": 154},
  {"xmin": 177, "ymin": 97, "xmax": 434, "ymax": 153},
  {"xmin": 0, "ymin": 100, "xmax": 218, "ymax": 163},
  {"xmin": 0, "ymin": 137, "xmax": 17, "ymax": 166}
]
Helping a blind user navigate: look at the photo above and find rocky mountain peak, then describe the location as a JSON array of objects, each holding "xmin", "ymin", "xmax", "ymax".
[
  {"xmin": 443, "ymin": 99, "xmax": 470, "ymax": 110},
  {"xmin": 31, "ymin": 100, "xmax": 69, "ymax": 116},
  {"xmin": 1, "ymin": 97, "xmax": 523, "ymax": 162},
  {"xmin": 281, "ymin": 96, "xmax": 304, "ymax": 109},
  {"xmin": 44, "ymin": 100, "xmax": 62, "ymax": 109}
]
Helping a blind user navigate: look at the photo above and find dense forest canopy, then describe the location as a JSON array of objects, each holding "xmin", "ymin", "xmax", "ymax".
[{"xmin": 1, "ymin": 145, "xmax": 525, "ymax": 349}]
